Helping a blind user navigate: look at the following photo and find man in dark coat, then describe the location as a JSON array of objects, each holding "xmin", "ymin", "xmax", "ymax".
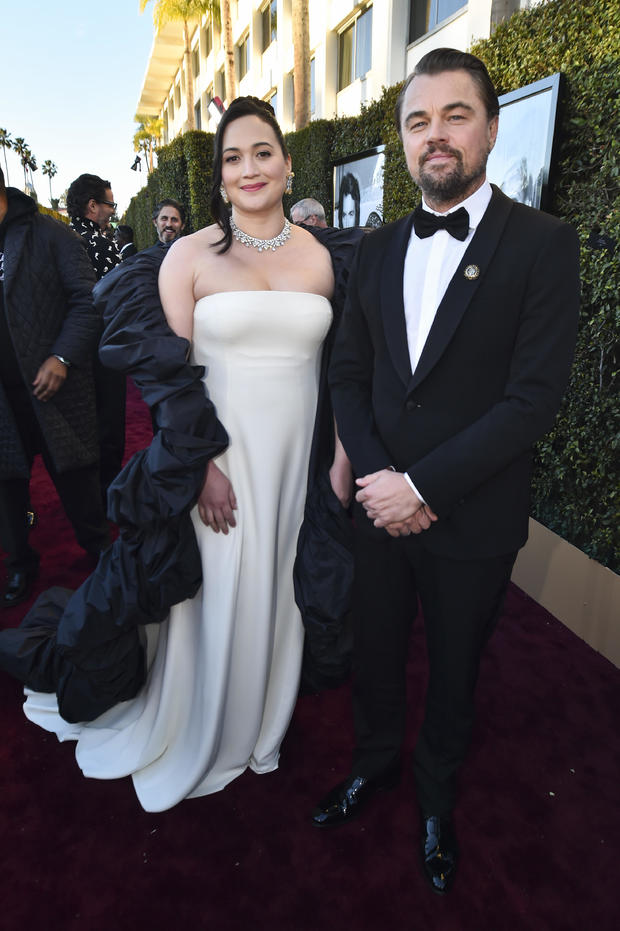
[
  {"xmin": 0, "ymin": 168, "xmax": 109, "ymax": 607},
  {"xmin": 312, "ymin": 49, "xmax": 580, "ymax": 894},
  {"xmin": 67, "ymin": 173, "xmax": 125, "ymax": 499},
  {"xmin": 114, "ymin": 225, "xmax": 138, "ymax": 260}
]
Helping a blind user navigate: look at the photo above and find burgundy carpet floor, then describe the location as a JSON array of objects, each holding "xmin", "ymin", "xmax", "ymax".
[{"xmin": 1, "ymin": 381, "xmax": 619, "ymax": 930}]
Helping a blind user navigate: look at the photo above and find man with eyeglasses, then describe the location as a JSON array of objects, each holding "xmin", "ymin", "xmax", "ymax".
[
  {"xmin": 290, "ymin": 198, "xmax": 329, "ymax": 229},
  {"xmin": 67, "ymin": 174, "xmax": 120, "ymax": 280},
  {"xmin": 67, "ymin": 174, "xmax": 124, "ymax": 499}
]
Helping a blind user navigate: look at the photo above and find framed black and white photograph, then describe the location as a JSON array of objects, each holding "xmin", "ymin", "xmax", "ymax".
[
  {"xmin": 333, "ymin": 146, "xmax": 385, "ymax": 229},
  {"xmin": 486, "ymin": 72, "xmax": 562, "ymax": 210}
]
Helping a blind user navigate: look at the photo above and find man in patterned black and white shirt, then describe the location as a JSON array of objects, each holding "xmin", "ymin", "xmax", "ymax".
[
  {"xmin": 67, "ymin": 174, "xmax": 125, "ymax": 499},
  {"xmin": 67, "ymin": 174, "xmax": 120, "ymax": 281}
]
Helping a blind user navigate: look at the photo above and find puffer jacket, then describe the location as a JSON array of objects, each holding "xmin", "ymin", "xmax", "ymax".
[{"xmin": 0, "ymin": 189, "xmax": 101, "ymax": 478}]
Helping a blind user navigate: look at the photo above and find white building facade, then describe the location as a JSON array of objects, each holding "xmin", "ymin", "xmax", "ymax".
[{"xmin": 136, "ymin": 1, "xmax": 543, "ymax": 142}]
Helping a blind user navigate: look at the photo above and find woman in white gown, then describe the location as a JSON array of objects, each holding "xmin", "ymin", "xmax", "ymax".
[{"xmin": 24, "ymin": 97, "xmax": 352, "ymax": 812}]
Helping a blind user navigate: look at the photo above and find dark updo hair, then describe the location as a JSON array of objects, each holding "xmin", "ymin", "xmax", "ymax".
[{"xmin": 210, "ymin": 96, "xmax": 289, "ymax": 253}]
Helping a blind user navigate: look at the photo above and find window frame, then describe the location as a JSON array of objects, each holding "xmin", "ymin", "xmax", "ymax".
[
  {"xmin": 408, "ymin": 1, "xmax": 467, "ymax": 44},
  {"xmin": 261, "ymin": 0, "xmax": 278, "ymax": 53},
  {"xmin": 202, "ymin": 21, "xmax": 213, "ymax": 59},
  {"xmin": 237, "ymin": 32, "xmax": 251, "ymax": 82},
  {"xmin": 338, "ymin": 4, "xmax": 373, "ymax": 93}
]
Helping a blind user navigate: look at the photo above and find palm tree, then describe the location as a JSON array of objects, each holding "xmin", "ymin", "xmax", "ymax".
[
  {"xmin": 140, "ymin": 1, "xmax": 217, "ymax": 130},
  {"xmin": 219, "ymin": 0, "xmax": 236, "ymax": 104},
  {"xmin": 26, "ymin": 153, "xmax": 38, "ymax": 185},
  {"xmin": 23, "ymin": 150, "xmax": 38, "ymax": 199},
  {"xmin": 292, "ymin": 0, "xmax": 310, "ymax": 130},
  {"xmin": 0, "ymin": 128, "xmax": 12, "ymax": 184},
  {"xmin": 12, "ymin": 137, "xmax": 29, "ymax": 189},
  {"xmin": 134, "ymin": 114, "xmax": 164, "ymax": 173},
  {"xmin": 42, "ymin": 160, "xmax": 58, "ymax": 205}
]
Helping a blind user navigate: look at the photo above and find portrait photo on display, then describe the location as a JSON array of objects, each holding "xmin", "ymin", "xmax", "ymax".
[
  {"xmin": 333, "ymin": 146, "xmax": 385, "ymax": 228},
  {"xmin": 486, "ymin": 72, "xmax": 562, "ymax": 210}
]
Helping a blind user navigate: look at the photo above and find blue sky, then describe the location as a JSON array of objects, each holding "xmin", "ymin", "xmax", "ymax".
[{"xmin": 1, "ymin": 0, "xmax": 157, "ymax": 213}]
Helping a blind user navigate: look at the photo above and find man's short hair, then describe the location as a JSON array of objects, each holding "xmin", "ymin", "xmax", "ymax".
[
  {"xmin": 66, "ymin": 174, "xmax": 112, "ymax": 219},
  {"xmin": 0, "ymin": 166, "xmax": 5, "ymax": 192},
  {"xmin": 152, "ymin": 198, "xmax": 186, "ymax": 224},
  {"xmin": 290, "ymin": 198, "xmax": 326, "ymax": 223},
  {"xmin": 395, "ymin": 48, "xmax": 500, "ymax": 136},
  {"xmin": 116, "ymin": 224, "xmax": 134, "ymax": 241}
]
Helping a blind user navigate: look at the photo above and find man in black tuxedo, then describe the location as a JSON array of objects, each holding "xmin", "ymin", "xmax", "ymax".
[
  {"xmin": 114, "ymin": 225, "xmax": 138, "ymax": 260},
  {"xmin": 312, "ymin": 49, "xmax": 580, "ymax": 894}
]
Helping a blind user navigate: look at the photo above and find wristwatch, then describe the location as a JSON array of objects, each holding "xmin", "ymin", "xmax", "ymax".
[{"xmin": 52, "ymin": 353, "xmax": 72, "ymax": 368}]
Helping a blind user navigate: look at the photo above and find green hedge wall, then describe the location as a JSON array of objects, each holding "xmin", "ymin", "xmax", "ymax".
[
  {"xmin": 38, "ymin": 204, "xmax": 68, "ymax": 224},
  {"xmin": 125, "ymin": 131, "xmax": 213, "ymax": 247},
  {"xmin": 124, "ymin": 0, "xmax": 619, "ymax": 571},
  {"xmin": 471, "ymin": 0, "xmax": 619, "ymax": 571}
]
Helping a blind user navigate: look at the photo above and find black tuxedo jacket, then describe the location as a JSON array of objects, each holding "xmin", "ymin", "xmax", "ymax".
[
  {"xmin": 120, "ymin": 242, "xmax": 138, "ymax": 260},
  {"xmin": 329, "ymin": 186, "xmax": 580, "ymax": 559}
]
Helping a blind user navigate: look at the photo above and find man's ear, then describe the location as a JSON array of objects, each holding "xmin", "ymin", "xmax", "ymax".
[
  {"xmin": 488, "ymin": 114, "xmax": 499, "ymax": 154},
  {"xmin": 152, "ymin": 218, "xmax": 157, "ymax": 228}
]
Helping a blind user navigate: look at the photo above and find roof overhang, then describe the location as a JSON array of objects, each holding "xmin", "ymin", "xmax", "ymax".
[{"xmin": 136, "ymin": 21, "xmax": 187, "ymax": 117}]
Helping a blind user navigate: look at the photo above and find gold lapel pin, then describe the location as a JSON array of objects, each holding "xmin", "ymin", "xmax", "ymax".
[{"xmin": 464, "ymin": 264, "xmax": 480, "ymax": 280}]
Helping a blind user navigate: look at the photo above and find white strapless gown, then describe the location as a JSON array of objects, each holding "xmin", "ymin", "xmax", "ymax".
[{"xmin": 23, "ymin": 291, "xmax": 332, "ymax": 812}]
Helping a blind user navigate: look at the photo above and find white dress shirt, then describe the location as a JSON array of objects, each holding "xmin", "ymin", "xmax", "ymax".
[{"xmin": 401, "ymin": 180, "xmax": 492, "ymax": 502}]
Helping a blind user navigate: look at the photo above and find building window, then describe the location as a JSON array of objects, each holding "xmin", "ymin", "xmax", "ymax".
[
  {"xmin": 261, "ymin": 1, "xmax": 277, "ymax": 52},
  {"xmin": 238, "ymin": 33, "xmax": 250, "ymax": 81},
  {"xmin": 163, "ymin": 108, "xmax": 169, "ymax": 144},
  {"xmin": 338, "ymin": 5, "xmax": 373, "ymax": 92},
  {"xmin": 192, "ymin": 46, "xmax": 200, "ymax": 78},
  {"xmin": 215, "ymin": 69, "xmax": 225, "ymax": 102},
  {"xmin": 310, "ymin": 57, "xmax": 316, "ymax": 115},
  {"xmin": 202, "ymin": 22, "xmax": 212, "ymax": 58},
  {"xmin": 267, "ymin": 90, "xmax": 277, "ymax": 116},
  {"xmin": 195, "ymin": 100, "xmax": 202, "ymax": 130},
  {"xmin": 175, "ymin": 83, "xmax": 181, "ymax": 109},
  {"xmin": 409, "ymin": 1, "xmax": 466, "ymax": 43},
  {"xmin": 169, "ymin": 94, "xmax": 175, "ymax": 120}
]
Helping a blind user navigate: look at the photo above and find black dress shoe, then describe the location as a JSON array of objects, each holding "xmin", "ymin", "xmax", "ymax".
[
  {"xmin": 1, "ymin": 567, "xmax": 37, "ymax": 609},
  {"xmin": 420, "ymin": 813, "xmax": 458, "ymax": 894},
  {"xmin": 311, "ymin": 763, "xmax": 400, "ymax": 828}
]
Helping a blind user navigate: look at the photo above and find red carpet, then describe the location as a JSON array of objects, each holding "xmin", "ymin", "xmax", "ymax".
[{"xmin": 1, "ymin": 381, "xmax": 619, "ymax": 930}]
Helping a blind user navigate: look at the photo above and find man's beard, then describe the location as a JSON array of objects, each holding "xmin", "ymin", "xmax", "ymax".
[{"xmin": 418, "ymin": 144, "xmax": 487, "ymax": 205}]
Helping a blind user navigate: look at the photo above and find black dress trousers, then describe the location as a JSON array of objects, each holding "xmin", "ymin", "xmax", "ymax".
[
  {"xmin": 350, "ymin": 501, "xmax": 516, "ymax": 815},
  {"xmin": 0, "ymin": 386, "xmax": 110, "ymax": 570}
]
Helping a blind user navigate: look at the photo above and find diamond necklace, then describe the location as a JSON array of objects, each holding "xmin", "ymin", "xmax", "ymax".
[{"xmin": 230, "ymin": 217, "xmax": 292, "ymax": 252}]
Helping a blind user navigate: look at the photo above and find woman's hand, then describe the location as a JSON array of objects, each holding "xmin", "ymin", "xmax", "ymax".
[
  {"xmin": 198, "ymin": 460, "xmax": 237, "ymax": 533},
  {"xmin": 329, "ymin": 434, "xmax": 353, "ymax": 508}
]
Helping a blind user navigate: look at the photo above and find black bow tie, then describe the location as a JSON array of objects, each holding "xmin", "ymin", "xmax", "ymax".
[{"xmin": 413, "ymin": 205, "xmax": 470, "ymax": 241}]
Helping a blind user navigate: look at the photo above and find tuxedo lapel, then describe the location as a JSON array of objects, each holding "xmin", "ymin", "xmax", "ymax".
[
  {"xmin": 380, "ymin": 213, "xmax": 415, "ymax": 387},
  {"xmin": 408, "ymin": 187, "xmax": 514, "ymax": 393}
]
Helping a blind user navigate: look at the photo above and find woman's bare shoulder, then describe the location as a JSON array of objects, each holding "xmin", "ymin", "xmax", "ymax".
[
  {"xmin": 161, "ymin": 224, "xmax": 225, "ymax": 270},
  {"xmin": 289, "ymin": 224, "xmax": 332, "ymax": 262}
]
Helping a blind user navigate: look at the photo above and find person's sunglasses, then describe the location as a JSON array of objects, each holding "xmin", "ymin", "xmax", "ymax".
[{"xmin": 99, "ymin": 199, "xmax": 117, "ymax": 209}]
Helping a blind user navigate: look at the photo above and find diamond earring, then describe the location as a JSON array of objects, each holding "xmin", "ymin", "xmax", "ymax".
[
  {"xmin": 220, "ymin": 184, "xmax": 229, "ymax": 204},
  {"xmin": 285, "ymin": 171, "xmax": 294, "ymax": 195}
]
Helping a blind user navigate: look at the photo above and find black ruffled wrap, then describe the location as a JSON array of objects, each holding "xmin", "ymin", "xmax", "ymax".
[
  {"xmin": 0, "ymin": 248, "xmax": 228, "ymax": 722},
  {"xmin": 0, "ymin": 230, "xmax": 362, "ymax": 721}
]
